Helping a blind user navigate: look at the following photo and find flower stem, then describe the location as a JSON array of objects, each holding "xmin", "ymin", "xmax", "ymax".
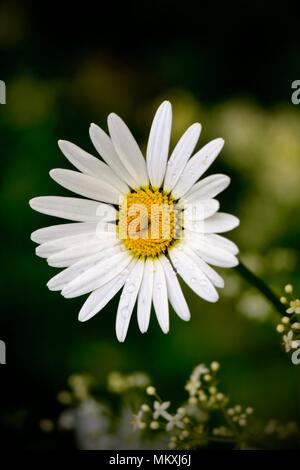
[{"xmin": 235, "ymin": 261, "xmax": 285, "ymax": 316}]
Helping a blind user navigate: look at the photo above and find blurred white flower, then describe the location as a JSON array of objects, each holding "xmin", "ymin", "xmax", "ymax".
[
  {"xmin": 286, "ymin": 299, "xmax": 300, "ymax": 315},
  {"xmin": 283, "ymin": 331, "xmax": 299, "ymax": 352},
  {"xmin": 132, "ymin": 410, "xmax": 146, "ymax": 430},
  {"xmin": 153, "ymin": 401, "xmax": 171, "ymax": 420},
  {"xmin": 166, "ymin": 412, "xmax": 185, "ymax": 432}
]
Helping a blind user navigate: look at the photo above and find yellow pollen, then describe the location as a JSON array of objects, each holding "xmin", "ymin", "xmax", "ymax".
[{"xmin": 118, "ymin": 187, "xmax": 178, "ymax": 258}]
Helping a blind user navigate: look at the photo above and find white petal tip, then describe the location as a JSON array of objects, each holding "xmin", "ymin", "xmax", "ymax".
[
  {"xmin": 30, "ymin": 233, "xmax": 38, "ymax": 243},
  {"xmin": 182, "ymin": 314, "xmax": 191, "ymax": 322},
  {"xmin": 58, "ymin": 139, "xmax": 70, "ymax": 152},
  {"xmin": 191, "ymin": 122, "xmax": 202, "ymax": 133},
  {"xmin": 139, "ymin": 326, "xmax": 148, "ymax": 334},
  {"xmin": 78, "ymin": 313, "xmax": 88, "ymax": 322},
  {"xmin": 47, "ymin": 282, "xmax": 60, "ymax": 292},
  {"xmin": 35, "ymin": 246, "xmax": 41, "ymax": 256},
  {"xmin": 61, "ymin": 287, "xmax": 71, "ymax": 297},
  {"xmin": 209, "ymin": 295, "xmax": 219, "ymax": 303},
  {"xmin": 89, "ymin": 123, "xmax": 98, "ymax": 132},
  {"xmin": 29, "ymin": 198, "xmax": 38, "ymax": 209},
  {"xmin": 107, "ymin": 112, "xmax": 118, "ymax": 123},
  {"xmin": 117, "ymin": 335, "xmax": 126, "ymax": 343}
]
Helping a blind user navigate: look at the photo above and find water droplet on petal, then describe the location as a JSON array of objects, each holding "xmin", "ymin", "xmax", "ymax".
[
  {"xmin": 190, "ymin": 277, "xmax": 196, "ymax": 284},
  {"xmin": 126, "ymin": 282, "xmax": 136, "ymax": 293},
  {"xmin": 121, "ymin": 307, "xmax": 129, "ymax": 318}
]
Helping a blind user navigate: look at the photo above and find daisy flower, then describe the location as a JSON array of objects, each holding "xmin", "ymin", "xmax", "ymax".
[{"xmin": 29, "ymin": 101, "xmax": 239, "ymax": 341}]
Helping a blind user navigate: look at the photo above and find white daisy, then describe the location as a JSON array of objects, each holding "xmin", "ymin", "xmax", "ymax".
[{"xmin": 29, "ymin": 100, "xmax": 239, "ymax": 341}]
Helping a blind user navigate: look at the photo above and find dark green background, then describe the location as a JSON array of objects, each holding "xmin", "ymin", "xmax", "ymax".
[{"xmin": 1, "ymin": 0, "xmax": 300, "ymax": 449}]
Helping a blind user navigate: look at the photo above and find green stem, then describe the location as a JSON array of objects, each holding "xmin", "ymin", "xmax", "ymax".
[{"xmin": 235, "ymin": 261, "xmax": 285, "ymax": 316}]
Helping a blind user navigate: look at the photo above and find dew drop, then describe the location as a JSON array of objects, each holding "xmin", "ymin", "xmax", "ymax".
[
  {"xmin": 126, "ymin": 282, "xmax": 136, "ymax": 293},
  {"xmin": 121, "ymin": 307, "xmax": 129, "ymax": 318},
  {"xmin": 190, "ymin": 277, "xmax": 196, "ymax": 284}
]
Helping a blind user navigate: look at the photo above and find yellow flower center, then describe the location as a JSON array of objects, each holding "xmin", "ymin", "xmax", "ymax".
[{"xmin": 118, "ymin": 187, "xmax": 179, "ymax": 258}]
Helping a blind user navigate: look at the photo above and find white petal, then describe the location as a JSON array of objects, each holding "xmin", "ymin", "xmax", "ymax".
[
  {"xmin": 146, "ymin": 101, "xmax": 172, "ymax": 188},
  {"xmin": 181, "ymin": 174, "xmax": 230, "ymax": 203},
  {"xmin": 47, "ymin": 249, "xmax": 116, "ymax": 291},
  {"xmin": 89, "ymin": 123, "xmax": 138, "ymax": 189},
  {"xmin": 36, "ymin": 229, "xmax": 116, "ymax": 258},
  {"xmin": 200, "ymin": 213, "xmax": 240, "ymax": 233},
  {"xmin": 203, "ymin": 233, "xmax": 239, "ymax": 255},
  {"xmin": 152, "ymin": 258, "xmax": 169, "ymax": 333},
  {"xmin": 36, "ymin": 232, "xmax": 100, "ymax": 258},
  {"xmin": 169, "ymin": 247, "xmax": 219, "ymax": 302},
  {"xmin": 164, "ymin": 123, "xmax": 201, "ymax": 191},
  {"xmin": 47, "ymin": 237, "xmax": 119, "ymax": 268},
  {"xmin": 182, "ymin": 200, "xmax": 220, "ymax": 231},
  {"xmin": 137, "ymin": 258, "xmax": 154, "ymax": 333},
  {"xmin": 172, "ymin": 138, "xmax": 224, "ymax": 199},
  {"xmin": 108, "ymin": 113, "xmax": 149, "ymax": 187},
  {"xmin": 31, "ymin": 222, "xmax": 99, "ymax": 244},
  {"xmin": 181, "ymin": 243, "xmax": 224, "ymax": 288},
  {"xmin": 160, "ymin": 255, "xmax": 190, "ymax": 321},
  {"xmin": 79, "ymin": 259, "xmax": 137, "ymax": 322},
  {"xmin": 29, "ymin": 196, "xmax": 116, "ymax": 222},
  {"xmin": 62, "ymin": 250, "xmax": 132, "ymax": 298},
  {"xmin": 50, "ymin": 169, "xmax": 121, "ymax": 204},
  {"xmin": 186, "ymin": 236, "xmax": 239, "ymax": 267},
  {"xmin": 116, "ymin": 259, "xmax": 145, "ymax": 342},
  {"xmin": 58, "ymin": 140, "xmax": 129, "ymax": 194}
]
